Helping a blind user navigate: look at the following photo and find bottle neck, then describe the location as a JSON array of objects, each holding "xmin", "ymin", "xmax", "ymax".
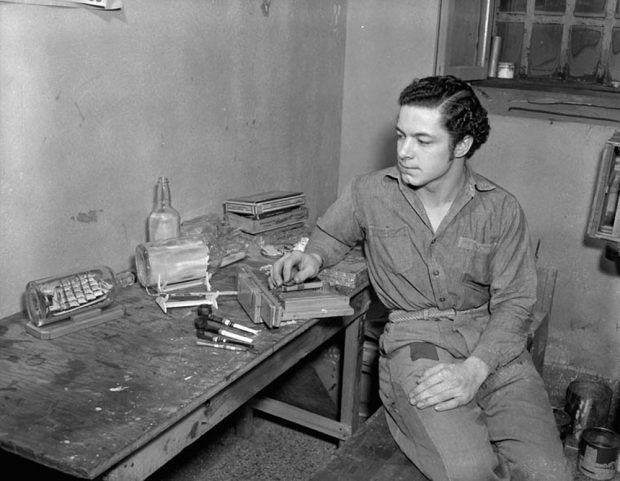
[{"xmin": 158, "ymin": 177, "xmax": 171, "ymax": 207}]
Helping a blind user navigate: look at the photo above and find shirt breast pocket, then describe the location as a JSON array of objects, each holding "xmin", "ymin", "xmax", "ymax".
[
  {"xmin": 367, "ymin": 225, "xmax": 416, "ymax": 274},
  {"xmin": 457, "ymin": 237, "xmax": 494, "ymax": 284}
]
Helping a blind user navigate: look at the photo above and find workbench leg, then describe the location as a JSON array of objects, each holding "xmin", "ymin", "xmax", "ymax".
[
  {"xmin": 235, "ymin": 405, "xmax": 255, "ymax": 439},
  {"xmin": 338, "ymin": 313, "xmax": 365, "ymax": 446}
]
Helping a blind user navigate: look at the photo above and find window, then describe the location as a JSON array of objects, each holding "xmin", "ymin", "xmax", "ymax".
[
  {"xmin": 436, "ymin": 0, "xmax": 495, "ymax": 80},
  {"xmin": 436, "ymin": 0, "xmax": 620, "ymax": 125},
  {"xmin": 496, "ymin": 0, "xmax": 620, "ymax": 86}
]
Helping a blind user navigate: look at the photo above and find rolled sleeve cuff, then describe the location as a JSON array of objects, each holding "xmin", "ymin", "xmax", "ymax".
[
  {"xmin": 471, "ymin": 341, "xmax": 526, "ymax": 373},
  {"xmin": 305, "ymin": 227, "xmax": 353, "ymax": 268}
]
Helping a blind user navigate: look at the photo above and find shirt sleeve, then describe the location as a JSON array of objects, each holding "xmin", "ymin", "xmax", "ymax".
[
  {"xmin": 304, "ymin": 179, "xmax": 364, "ymax": 268},
  {"xmin": 470, "ymin": 198, "xmax": 538, "ymax": 371}
]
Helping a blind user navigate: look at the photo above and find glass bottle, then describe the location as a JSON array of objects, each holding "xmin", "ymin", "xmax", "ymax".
[
  {"xmin": 147, "ymin": 176, "xmax": 181, "ymax": 242},
  {"xmin": 25, "ymin": 266, "xmax": 119, "ymax": 327},
  {"xmin": 135, "ymin": 235, "xmax": 223, "ymax": 288}
]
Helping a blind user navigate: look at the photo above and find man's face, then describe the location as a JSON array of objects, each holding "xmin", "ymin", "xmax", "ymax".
[{"xmin": 395, "ymin": 104, "xmax": 456, "ymax": 188}]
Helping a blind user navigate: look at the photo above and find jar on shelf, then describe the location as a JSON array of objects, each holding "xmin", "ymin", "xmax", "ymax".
[
  {"xmin": 25, "ymin": 266, "xmax": 119, "ymax": 327},
  {"xmin": 497, "ymin": 62, "xmax": 515, "ymax": 79}
]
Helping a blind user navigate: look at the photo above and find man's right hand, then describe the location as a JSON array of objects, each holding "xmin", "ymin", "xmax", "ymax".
[{"xmin": 269, "ymin": 250, "xmax": 322, "ymax": 289}]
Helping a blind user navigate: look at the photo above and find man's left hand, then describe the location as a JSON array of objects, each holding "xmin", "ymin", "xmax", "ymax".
[{"xmin": 409, "ymin": 356, "xmax": 489, "ymax": 411}]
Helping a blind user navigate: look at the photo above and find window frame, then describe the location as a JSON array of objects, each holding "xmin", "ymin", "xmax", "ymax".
[
  {"xmin": 431, "ymin": 0, "xmax": 620, "ymax": 125},
  {"xmin": 435, "ymin": 0, "xmax": 496, "ymax": 80}
]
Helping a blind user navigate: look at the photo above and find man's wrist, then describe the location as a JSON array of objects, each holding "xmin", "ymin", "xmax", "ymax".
[
  {"xmin": 307, "ymin": 252, "xmax": 323, "ymax": 270},
  {"xmin": 464, "ymin": 356, "xmax": 490, "ymax": 385}
]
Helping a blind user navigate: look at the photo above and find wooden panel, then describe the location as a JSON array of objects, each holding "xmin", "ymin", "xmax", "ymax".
[
  {"xmin": 251, "ymin": 398, "xmax": 351, "ymax": 440},
  {"xmin": 528, "ymin": 266, "xmax": 558, "ymax": 375}
]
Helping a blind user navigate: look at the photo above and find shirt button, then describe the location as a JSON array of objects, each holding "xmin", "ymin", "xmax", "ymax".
[
  {"xmin": 433, "ymin": 270, "xmax": 440, "ymax": 276},
  {"xmin": 439, "ymin": 297, "xmax": 446, "ymax": 302}
]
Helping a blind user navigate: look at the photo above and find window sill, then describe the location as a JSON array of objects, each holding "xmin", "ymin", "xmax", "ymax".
[{"xmin": 470, "ymin": 79, "xmax": 620, "ymax": 127}]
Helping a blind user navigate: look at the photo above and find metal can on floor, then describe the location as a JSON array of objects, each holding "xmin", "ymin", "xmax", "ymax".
[
  {"xmin": 578, "ymin": 427, "xmax": 620, "ymax": 480},
  {"xmin": 565, "ymin": 379, "xmax": 612, "ymax": 443}
]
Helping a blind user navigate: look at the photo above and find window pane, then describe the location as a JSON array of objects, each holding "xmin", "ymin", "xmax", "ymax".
[
  {"xmin": 535, "ymin": 0, "xmax": 566, "ymax": 13},
  {"xmin": 499, "ymin": 0, "xmax": 527, "ymax": 12},
  {"xmin": 529, "ymin": 23, "xmax": 563, "ymax": 76},
  {"xmin": 569, "ymin": 25, "xmax": 602, "ymax": 79},
  {"xmin": 617, "ymin": 0, "xmax": 620, "ymax": 17},
  {"xmin": 574, "ymin": 0, "xmax": 607, "ymax": 16},
  {"xmin": 497, "ymin": 21, "xmax": 524, "ymax": 69},
  {"xmin": 610, "ymin": 27, "xmax": 620, "ymax": 81}
]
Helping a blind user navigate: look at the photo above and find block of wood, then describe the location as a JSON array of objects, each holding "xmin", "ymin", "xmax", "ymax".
[{"xmin": 319, "ymin": 246, "xmax": 368, "ymax": 289}]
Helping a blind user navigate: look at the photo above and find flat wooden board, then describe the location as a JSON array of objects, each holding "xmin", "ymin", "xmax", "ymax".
[
  {"xmin": 319, "ymin": 245, "xmax": 368, "ymax": 289},
  {"xmin": 24, "ymin": 305, "xmax": 125, "ymax": 340}
]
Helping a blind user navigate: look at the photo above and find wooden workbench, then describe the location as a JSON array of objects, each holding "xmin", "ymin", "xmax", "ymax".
[{"xmin": 0, "ymin": 256, "xmax": 371, "ymax": 480}]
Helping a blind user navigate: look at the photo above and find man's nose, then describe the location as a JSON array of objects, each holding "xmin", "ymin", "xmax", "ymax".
[{"xmin": 398, "ymin": 138, "xmax": 414, "ymax": 158}]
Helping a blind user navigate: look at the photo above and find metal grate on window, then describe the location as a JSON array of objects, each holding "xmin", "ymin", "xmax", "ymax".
[{"xmin": 496, "ymin": 0, "xmax": 620, "ymax": 85}]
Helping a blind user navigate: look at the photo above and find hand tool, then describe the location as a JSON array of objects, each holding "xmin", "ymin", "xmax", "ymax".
[
  {"xmin": 196, "ymin": 329, "xmax": 254, "ymax": 348},
  {"xmin": 197, "ymin": 305, "xmax": 260, "ymax": 335},
  {"xmin": 194, "ymin": 319, "xmax": 254, "ymax": 345},
  {"xmin": 196, "ymin": 340, "xmax": 249, "ymax": 352}
]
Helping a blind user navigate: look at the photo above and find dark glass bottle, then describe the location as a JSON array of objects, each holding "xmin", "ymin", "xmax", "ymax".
[{"xmin": 147, "ymin": 176, "xmax": 181, "ymax": 242}]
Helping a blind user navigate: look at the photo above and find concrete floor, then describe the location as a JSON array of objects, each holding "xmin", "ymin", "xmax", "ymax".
[{"xmin": 148, "ymin": 412, "xmax": 338, "ymax": 481}]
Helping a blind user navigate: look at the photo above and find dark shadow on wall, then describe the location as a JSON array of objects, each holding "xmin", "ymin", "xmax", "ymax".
[{"xmin": 375, "ymin": 123, "xmax": 397, "ymax": 171}]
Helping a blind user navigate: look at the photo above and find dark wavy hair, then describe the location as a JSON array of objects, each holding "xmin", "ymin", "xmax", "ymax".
[{"xmin": 398, "ymin": 75, "xmax": 490, "ymax": 159}]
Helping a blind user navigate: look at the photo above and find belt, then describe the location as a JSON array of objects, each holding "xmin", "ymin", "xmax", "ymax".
[{"xmin": 388, "ymin": 303, "xmax": 489, "ymax": 323}]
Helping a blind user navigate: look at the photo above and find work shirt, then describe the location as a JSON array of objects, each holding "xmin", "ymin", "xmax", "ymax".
[{"xmin": 305, "ymin": 166, "xmax": 537, "ymax": 372}]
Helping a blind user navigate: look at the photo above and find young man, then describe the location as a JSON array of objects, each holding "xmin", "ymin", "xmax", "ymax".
[{"xmin": 270, "ymin": 75, "xmax": 570, "ymax": 480}]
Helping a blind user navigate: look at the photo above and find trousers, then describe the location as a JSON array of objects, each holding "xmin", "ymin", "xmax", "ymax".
[{"xmin": 378, "ymin": 311, "xmax": 572, "ymax": 481}]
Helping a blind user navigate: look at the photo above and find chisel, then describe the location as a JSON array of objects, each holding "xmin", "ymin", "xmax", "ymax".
[
  {"xmin": 196, "ymin": 329, "xmax": 254, "ymax": 348},
  {"xmin": 196, "ymin": 340, "xmax": 249, "ymax": 352}
]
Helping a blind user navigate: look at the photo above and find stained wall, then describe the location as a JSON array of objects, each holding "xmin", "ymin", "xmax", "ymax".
[{"xmin": 0, "ymin": 0, "xmax": 347, "ymax": 317}]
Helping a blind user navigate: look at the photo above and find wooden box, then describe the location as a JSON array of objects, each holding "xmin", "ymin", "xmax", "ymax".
[{"xmin": 587, "ymin": 131, "xmax": 620, "ymax": 244}]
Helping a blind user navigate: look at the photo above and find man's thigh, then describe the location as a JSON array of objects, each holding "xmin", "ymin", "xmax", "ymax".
[{"xmin": 378, "ymin": 343, "xmax": 507, "ymax": 481}]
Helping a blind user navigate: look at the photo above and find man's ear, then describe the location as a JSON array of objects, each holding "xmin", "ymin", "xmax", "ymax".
[{"xmin": 454, "ymin": 135, "xmax": 474, "ymax": 158}]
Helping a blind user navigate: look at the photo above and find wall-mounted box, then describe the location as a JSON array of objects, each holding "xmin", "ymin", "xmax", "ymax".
[{"xmin": 587, "ymin": 131, "xmax": 620, "ymax": 245}]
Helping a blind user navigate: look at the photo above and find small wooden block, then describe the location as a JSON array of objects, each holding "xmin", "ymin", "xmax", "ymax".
[
  {"xmin": 236, "ymin": 264, "xmax": 353, "ymax": 328},
  {"xmin": 236, "ymin": 271, "xmax": 263, "ymax": 324},
  {"xmin": 25, "ymin": 304, "xmax": 125, "ymax": 340}
]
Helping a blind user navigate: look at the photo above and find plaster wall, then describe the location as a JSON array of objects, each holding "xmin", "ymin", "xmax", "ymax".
[
  {"xmin": 472, "ymin": 116, "xmax": 620, "ymax": 379},
  {"xmin": 0, "ymin": 0, "xmax": 347, "ymax": 318},
  {"xmin": 338, "ymin": 0, "xmax": 440, "ymax": 188}
]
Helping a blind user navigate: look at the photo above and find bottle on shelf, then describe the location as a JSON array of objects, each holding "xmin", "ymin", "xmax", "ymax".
[{"xmin": 147, "ymin": 176, "xmax": 181, "ymax": 242}]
